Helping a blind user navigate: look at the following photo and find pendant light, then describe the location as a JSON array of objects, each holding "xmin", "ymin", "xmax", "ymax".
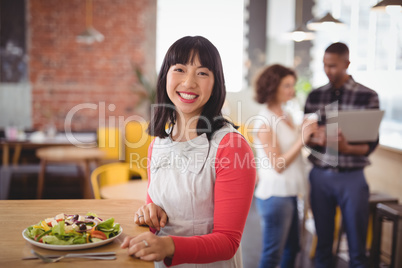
[
  {"xmin": 289, "ymin": 0, "xmax": 315, "ymax": 42},
  {"xmin": 307, "ymin": 12, "xmax": 345, "ymax": 31},
  {"xmin": 371, "ymin": 0, "xmax": 402, "ymax": 13},
  {"xmin": 290, "ymin": 25, "xmax": 315, "ymax": 42},
  {"xmin": 76, "ymin": 0, "xmax": 104, "ymax": 44}
]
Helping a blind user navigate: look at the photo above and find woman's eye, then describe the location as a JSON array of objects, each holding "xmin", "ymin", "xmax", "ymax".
[
  {"xmin": 174, "ymin": 68, "xmax": 184, "ymax": 72},
  {"xmin": 199, "ymin": 71, "xmax": 209, "ymax": 76}
]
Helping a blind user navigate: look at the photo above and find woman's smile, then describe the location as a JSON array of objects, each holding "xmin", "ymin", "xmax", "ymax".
[{"xmin": 177, "ymin": 91, "xmax": 199, "ymax": 102}]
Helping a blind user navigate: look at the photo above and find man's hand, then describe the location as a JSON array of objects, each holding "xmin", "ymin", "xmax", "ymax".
[
  {"xmin": 337, "ymin": 130, "xmax": 350, "ymax": 153},
  {"xmin": 337, "ymin": 130, "xmax": 370, "ymax": 155}
]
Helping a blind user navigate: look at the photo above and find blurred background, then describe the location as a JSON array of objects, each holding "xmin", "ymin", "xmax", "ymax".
[
  {"xmin": 1, "ymin": 1, "xmax": 402, "ymax": 266},
  {"xmin": 1, "ymin": 0, "xmax": 401, "ymax": 147}
]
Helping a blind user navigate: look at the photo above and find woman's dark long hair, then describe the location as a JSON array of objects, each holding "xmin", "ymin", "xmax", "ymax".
[{"xmin": 148, "ymin": 36, "xmax": 232, "ymax": 140}]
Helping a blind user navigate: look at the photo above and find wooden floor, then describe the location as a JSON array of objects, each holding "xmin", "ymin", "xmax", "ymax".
[{"xmin": 8, "ymin": 167, "xmax": 349, "ymax": 267}]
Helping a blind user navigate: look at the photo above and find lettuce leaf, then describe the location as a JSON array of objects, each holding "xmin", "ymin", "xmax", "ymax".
[
  {"xmin": 96, "ymin": 218, "xmax": 114, "ymax": 231},
  {"xmin": 72, "ymin": 236, "xmax": 86, "ymax": 244},
  {"xmin": 42, "ymin": 235, "xmax": 74, "ymax": 245},
  {"xmin": 97, "ymin": 218, "xmax": 120, "ymax": 238},
  {"xmin": 51, "ymin": 220, "xmax": 65, "ymax": 236},
  {"xmin": 41, "ymin": 234, "xmax": 86, "ymax": 245},
  {"xmin": 25, "ymin": 227, "xmax": 45, "ymax": 239}
]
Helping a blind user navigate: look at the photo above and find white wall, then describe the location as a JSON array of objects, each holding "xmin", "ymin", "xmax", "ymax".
[{"xmin": 266, "ymin": 0, "xmax": 295, "ymax": 66}]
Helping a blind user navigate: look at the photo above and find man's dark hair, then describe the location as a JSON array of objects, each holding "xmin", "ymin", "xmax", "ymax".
[
  {"xmin": 325, "ymin": 42, "xmax": 349, "ymax": 58},
  {"xmin": 148, "ymin": 36, "xmax": 233, "ymax": 140}
]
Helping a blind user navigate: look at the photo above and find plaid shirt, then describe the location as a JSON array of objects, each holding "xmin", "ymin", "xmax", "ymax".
[{"xmin": 304, "ymin": 76, "xmax": 380, "ymax": 169}]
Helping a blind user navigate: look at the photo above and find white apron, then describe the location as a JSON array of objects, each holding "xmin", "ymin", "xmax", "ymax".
[{"xmin": 148, "ymin": 124, "xmax": 243, "ymax": 268}]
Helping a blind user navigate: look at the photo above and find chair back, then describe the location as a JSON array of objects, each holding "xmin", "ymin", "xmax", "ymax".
[
  {"xmin": 124, "ymin": 121, "xmax": 153, "ymax": 177},
  {"xmin": 97, "ymin": 127, "xmax": 121, "ymax": 161},
  {"xmin": 237, "ymin": 123, "xmax": 254, "ymax": 145},
  {"xmin": 90, "ymin": 162, "xmax": 147, "ymax": 199}
]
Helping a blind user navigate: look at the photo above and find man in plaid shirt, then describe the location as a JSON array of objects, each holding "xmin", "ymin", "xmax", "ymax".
[{"xmin": 304, "ymin": 42, "xmax": 379, "ymax": 268}]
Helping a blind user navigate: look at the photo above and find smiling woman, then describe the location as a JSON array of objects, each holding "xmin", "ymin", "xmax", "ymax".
[{"xmin": 120, "ymin": 36, "xmax": 256, "ymax": 268}]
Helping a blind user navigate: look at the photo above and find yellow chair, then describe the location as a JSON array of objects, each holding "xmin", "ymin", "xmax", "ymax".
[
  {"xmin": 90, "ymin": 162, "xmax": 147, "ymax": 199},
  {"xmin": 91, "ymin": 122, "xmax": 153, "ymax": 199},
  {"xmin": 236, "ymin": 123, "xmax": 254, "ymax": 145},
  {"xmin": 97, "ymin": 127, "xmax": 121, "ymax": 161},
  {"xmin": 124, "ymin": 121, "xmax": 153, "ymax": 175}
]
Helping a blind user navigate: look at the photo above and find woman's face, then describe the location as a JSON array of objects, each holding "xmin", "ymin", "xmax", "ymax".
[
  {"xmin": 166, "ymin": 54, "xmax": 214, "ymax": 119},
  {"xmin": 275, "ymin": 75, "xmax": 296, "ymax": 104}
]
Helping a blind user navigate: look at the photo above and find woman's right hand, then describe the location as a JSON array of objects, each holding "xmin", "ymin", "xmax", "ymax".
[{"xmin": 134, "ymin": 203, "xmax": 168, "ymax": 231}]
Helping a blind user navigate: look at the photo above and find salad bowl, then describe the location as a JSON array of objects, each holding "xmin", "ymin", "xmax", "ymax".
[
  {"xmin": 22, "ymin": 212, "xmax": 122, "ymax": 251},
  {"xmin": 22, "ymin": 227, "xmax": 123, "ymax": 250}
]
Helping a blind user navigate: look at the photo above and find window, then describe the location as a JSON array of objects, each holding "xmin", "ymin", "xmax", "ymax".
[
  {"xmin": 156, "ymin": 0, "xmax": 245, "ymax": 92},
  {"xmin": 0, "ymin": 0, "xmax": 31, "ymax": 129},
  {"xmin": 0, "ymin": 0, "xmax": 27, "ymax": 82}
]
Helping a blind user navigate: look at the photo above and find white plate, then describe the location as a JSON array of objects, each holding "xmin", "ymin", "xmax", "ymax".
[{"xmin": 22, "ymin": 227, "xmax": 123, "ymax": 251}]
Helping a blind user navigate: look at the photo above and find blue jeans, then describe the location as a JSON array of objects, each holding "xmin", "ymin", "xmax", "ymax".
[
  {"xmin": 309, "ymin": 167, "xmax": 369, "ymax": 268},
  {"xmin": 256, "ymin": 196, "xmax": 300, "ymax": 268}
]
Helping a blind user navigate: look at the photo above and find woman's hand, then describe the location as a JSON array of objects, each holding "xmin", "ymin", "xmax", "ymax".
[
  {"xmin": 134, "ymin": 203, "xmax": 168, "ymax": 231},
  {"xmin": 301, "ymin": 118, "xmax": 318, "ymax": 144},
  {"xmin": 121, "ymin": 232, "xmax": 175, "ymax": 262}
]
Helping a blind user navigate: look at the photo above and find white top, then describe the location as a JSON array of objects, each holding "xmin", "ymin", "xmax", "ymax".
[
  {"xmin": 253, "ymin": 106, "xmax": 308, "ymax": 199},
  {"xmin": 149, "ymin": 124, "xmax": 243, "ymax": 268}
]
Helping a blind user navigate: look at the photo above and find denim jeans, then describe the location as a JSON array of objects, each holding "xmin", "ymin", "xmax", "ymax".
[
  {"xmin": 256, "ymin": 196, "xmax": 300, "ymax": 268},
  {"xmin": 309, "ymin": 167, "xmax": 369, "ymax": 268}
]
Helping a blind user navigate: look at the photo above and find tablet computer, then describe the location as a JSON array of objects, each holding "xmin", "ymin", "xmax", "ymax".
[{"xmin": 326, "ymin": 109, "xmax": 384, "ymax": 142}]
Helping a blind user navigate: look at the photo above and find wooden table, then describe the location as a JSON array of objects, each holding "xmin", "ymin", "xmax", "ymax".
[
  {"xmin": 36, "ymin": 147, "xmax": 106, "ymax": 199},
  {"xmin": 1, "ymin": 133, "xmax": 97, "ymax": 166},
  {"xmin": 0, "ymin": 199, "xmax": 154, "ymax": 267},
  {"xmin": 100, "ymin": 180, "xmax": 148, "ymax": 202}
]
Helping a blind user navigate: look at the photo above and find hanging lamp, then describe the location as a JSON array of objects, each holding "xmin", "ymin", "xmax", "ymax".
[
  {"xmin": 290, "ymin": 25, "xmax": 315, "ymax": 42},
  {"xmin": 288, "ymin": 0, "xmax": 315, "ymax": 42},
  {"xmin": 76, "ymin": 0, "xmax": 104, "ymax": 44},
  {"xmin": 307, "ymin": 12, "xmax": 345, "ymax": 31},
  {"xmin": 371, "ymin": 0, "xmax": 402, "ymax": 13}
]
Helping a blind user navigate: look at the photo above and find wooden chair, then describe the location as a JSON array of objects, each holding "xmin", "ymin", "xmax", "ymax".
[
  {"xmin": 124, "ymin": 121, "xmax": 153, "ymax": 176},
  {"xmin": 91, "ymin": 121, "xmax": 153, "ymax": 200},
  {"xmin": 90, "ymin": 162, "xmax": 147, "ymax": 199},
  {"xmin": 97, "ymin": 127, "xmax": 121, "ymax": 162},
  {"xmin": 236, "ymin": 123, "xmax": 254, "ymax": 145}
]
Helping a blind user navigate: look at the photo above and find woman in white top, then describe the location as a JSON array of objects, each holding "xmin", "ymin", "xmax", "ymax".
[
  {"xmin": 253, "ymin": 64, "xmax": 317, "ymax": 268},
  {"xmin": 120, "ymin": 36, "xmax": 256, "ymax": 267}
]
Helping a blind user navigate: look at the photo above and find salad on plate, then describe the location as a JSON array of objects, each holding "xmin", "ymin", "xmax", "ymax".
[{"xmin": 24, "ymin": 212, "xmax": 121, "ymax": 245}]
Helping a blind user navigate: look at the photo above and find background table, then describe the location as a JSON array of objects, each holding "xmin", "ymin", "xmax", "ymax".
[
  {"xmin": 1, "ymin": 132, "xmax": 97, "ymax": 166},
  {"xmin": 0, "ymin": 199, "xmax": 153, "ymax": 267},
  {"xmin": 36, "ymin": 146, "xmax": 105, "ymax": 199},
  {"xmin": 100, "ymin": 180, "xmax": 148, "ymax": 201}
]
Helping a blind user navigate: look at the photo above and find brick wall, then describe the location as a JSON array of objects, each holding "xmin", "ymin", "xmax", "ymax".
[{"xmin": 28, "ymin": 0, "xmax": 156, "ymax": 131}]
